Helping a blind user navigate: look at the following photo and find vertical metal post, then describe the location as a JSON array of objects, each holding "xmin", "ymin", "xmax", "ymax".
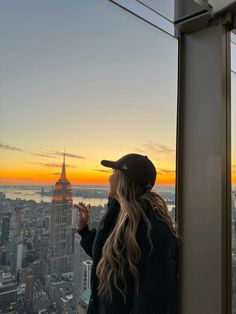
[{"xmin": 176, "ymin": 15, "xmax": 232, "ymax": 314}]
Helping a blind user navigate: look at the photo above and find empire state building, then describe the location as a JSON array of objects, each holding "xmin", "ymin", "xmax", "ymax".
[{"xmin": 46, "ymin": 154, "xmax": 74, "ymax": 274}]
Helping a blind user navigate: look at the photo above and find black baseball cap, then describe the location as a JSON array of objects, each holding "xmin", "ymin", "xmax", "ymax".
[{"xmin": 101, "ymin": 153, "xmax": 157, "ymax": 189}]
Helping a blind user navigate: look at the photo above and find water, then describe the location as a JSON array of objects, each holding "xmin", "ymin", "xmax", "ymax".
[
  {"xmin": 0, "ymin": 185, "xmax": 109, "ymax": 206},
  {"xmin": 0, "ymin": 185, "xmax": 175, "ymax": 210}
]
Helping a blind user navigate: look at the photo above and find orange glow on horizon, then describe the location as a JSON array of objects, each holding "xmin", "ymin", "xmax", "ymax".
[
  {"xmin": 232, "ymin": 173, "xmax": 236, "ymax": 185},
  {"xmin": 1, "ymin": 168, "xmax": 236, "ymax": 185},
  {"xmin": 0, "ymin": 171, "xmax": 176, "ymax": 185}
]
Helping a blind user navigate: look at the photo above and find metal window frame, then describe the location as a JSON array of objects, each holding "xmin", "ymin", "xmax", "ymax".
[{"xmin": 108, "ymin": 0, "xmax": 176, "ymax": 37}]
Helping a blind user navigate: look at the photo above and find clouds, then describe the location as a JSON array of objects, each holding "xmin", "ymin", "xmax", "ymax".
[
  {"xmin": 0, "ymin": 142, "xmax": 86, "ymax": 160},
  {"xmin": 140, "ymin": 140, "xmax": 175, "ymax": 154},
  {"xmin": 233, "ymin": 164, "xmax": 236, "ymax": 174},
  {"xmin": 133, "ymin": 140, "xmax": 176, "ymax": 175},
  {"xmin": 95, "ymin": 166, "xmax": 176, "ymax": 176},
  {"xmin": 133, "ymin": 140, "xmax": 175, "ymax": 161},
  {"xmin": 30, "ymin": 152, "xmax": 55, "ymax": 158},
  {"xmin": 0, "ymin": 141, "xmax": 88, "ymax": 179},
  {"xmin": 158, "ymin": 168, "xmax": 175, "ymax": 175},
  {"xmin": 31, "ymin": 150, "xmax": 86, "ymax": 160},
  {"xmin": 29, "ymin": 162, "xmax": 76, "ymax": 168},
  {"xmin": 52, "ymin": 151, "xmax": 85, "ymax": 159},
  {"xmin": 94, "ymin": 168, "xmax": 112, "ymax": 173},
  {"xmin": 133, "ymin": 141, "xmax": 176, "ymax": 181},
  {"xmin": 0, "ymin": 143, "xmax": 23, "ymax": 152}
]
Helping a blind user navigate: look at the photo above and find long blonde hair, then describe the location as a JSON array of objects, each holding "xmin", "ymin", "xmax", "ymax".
[{"xmin": 96, "ymin": 169, "xmax": 179, "ymax": 303}]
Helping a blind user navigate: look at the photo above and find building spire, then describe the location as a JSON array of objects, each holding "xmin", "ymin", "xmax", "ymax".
[{"xmin": 60, "ymin": 150, "xmax": 67, "ymax": 181}]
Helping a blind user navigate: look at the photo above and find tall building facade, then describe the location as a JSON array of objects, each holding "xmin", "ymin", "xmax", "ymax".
[
  {"xmin": 7, "ymin": 236, "xmax": 22, "ymax": 275},
  {"xmin": 46, "ymin": 155, "xmax": 74, "ymax": 274},
  {"xmin": 73, "ymin": 233, "xmax": 93, "ymax": 309},
  {"xmin": 14, "ymin": 207, "xmax": 22, "ymax": 237},
  {"xmin": 20, "ymin": 267, "xmax": 34, "ymax": 310},
  {"xmin": 0, "ymin": 272, "xmax": 17, "ymax": 313},
  {"xmin": 1, "ymin": 212, "xmax": 11, "ymax": 246},
  {"xmin": 81, "ymin": 260, "xmax": 92, "ymax": 292}
]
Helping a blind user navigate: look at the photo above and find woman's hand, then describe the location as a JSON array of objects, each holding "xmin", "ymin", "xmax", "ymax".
[{"xmin": 74, "ymin": 202, "xmax": 90, "ymax": 231}]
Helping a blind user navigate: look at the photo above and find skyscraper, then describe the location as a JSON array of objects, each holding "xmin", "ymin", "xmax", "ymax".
[
  {"xmin": 22, "ymin": 267, "xmax": 34, "ymax": 310},
  {"xmin": 1, "ymin": 212, "xmax": 11, "ymax": 246},
  {"xmin": 81, "ymin": 260, "xmax": 92, "ymax": 292},
  {"xmin": 0, "ymin": 272, "xmax": 17, "ymax": 313},
  {"xmin": 73, "ymin": 233, "xmax": 93, "ymax": 309},
  {"xmin": 15, "ymin": 207, "xmax": 22, "ymax": 237},
  {"xmin": 46, "ymin": 154, "xmax": 74, "ymax": 274}
]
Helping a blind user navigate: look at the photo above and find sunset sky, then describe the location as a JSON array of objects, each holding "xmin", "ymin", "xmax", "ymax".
[{"xmin": 0, "ymin": 1, "xmax": 235, "ymax": 185}]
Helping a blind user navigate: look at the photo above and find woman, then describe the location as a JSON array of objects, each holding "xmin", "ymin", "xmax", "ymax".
[{"xmin": 75, "ymin": 153, "xmax": 179, "ymax": 314}]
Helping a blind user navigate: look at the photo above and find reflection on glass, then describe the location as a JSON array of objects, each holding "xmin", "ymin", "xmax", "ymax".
[
  {"xmin": 231, "ymin": 31, "xmax": 236, "ymax": 314},
  {"xmin": 137, "ymin": 0, "xmax": 175, "ymax": 21},
  {"xmin": 138, "ymin": 0, "xmax": 210, "ymax": 22},
  {"xmin": 0, "ymin": 0, "xmax": 178, "ymax": 313}
]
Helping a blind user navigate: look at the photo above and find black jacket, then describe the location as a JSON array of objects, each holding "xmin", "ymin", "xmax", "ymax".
[{"xmin": 77, "ymin": 196, "xmax": 179, "ymax": 314}]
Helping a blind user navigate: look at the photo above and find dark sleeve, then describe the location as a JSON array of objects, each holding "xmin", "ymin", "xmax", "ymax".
[
  {"xmin": 77, "ymin": 225, "xmax": 97, "ymax": 258},
  {"xmin": 77, "ymin": 196, "xmax": 120, "ymax": 258},
  {"xmin": 131, "ymin": 220, "xmax": 179, "ymax": 314}
]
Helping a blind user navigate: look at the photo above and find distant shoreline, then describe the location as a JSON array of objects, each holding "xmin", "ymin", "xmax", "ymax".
[
  {"xmin": 0, "ymin": 184, "xmax": 174, "ymax": 188},
  {"xmin": 0, "ymin": 184, "xmax": 176, "ymax": 207}
]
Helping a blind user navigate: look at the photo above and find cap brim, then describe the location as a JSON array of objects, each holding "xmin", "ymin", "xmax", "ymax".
[{"xmin": 101, "ymin": 160, "xmax": 117, "ymax": 168}]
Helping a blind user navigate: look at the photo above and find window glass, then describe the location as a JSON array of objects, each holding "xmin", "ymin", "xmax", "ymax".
[
  {"xmin": 0, "ymin": 1, "xmax": 178, "ymax": 312},
  {"xmin": 135, "ymin": 0, "xmax": 175, "ymax": 21}
]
